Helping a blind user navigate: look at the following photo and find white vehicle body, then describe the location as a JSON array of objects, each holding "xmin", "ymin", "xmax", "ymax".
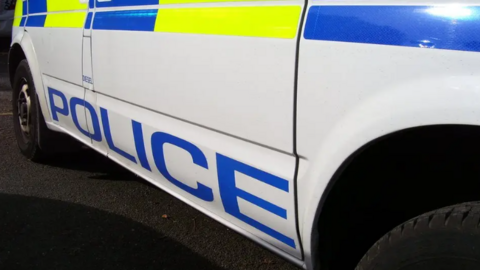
[{"xmin": 9, "ymin": 0, "xmax": 480, "ymax": 269}]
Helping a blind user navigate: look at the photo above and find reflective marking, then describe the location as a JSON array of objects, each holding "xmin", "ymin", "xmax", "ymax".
[
  {"xmin": 13, "ymin": 17, "xmax": 22, "ymax": 27},
  {"xmin": 96, "ymin": 0, "xmax": 158, "ymax": 8},
  {"xmin": 29, "ymin": 0, "xmax": 47, "ymax": 14},
  {"xmin": 84, "ymin": 12, "xmax": 93, "ymax": 29},
  {"xmin": 154, "ymin": 6, "xmax": 301, "ymax": 38},
  {"xmin": 47, "ymin": 0, "xmax": 87, "ymax": 12},
  {"xmin": 93, "ymin": 10, "xmax": 157, "ymax": 31},
  {"xmin": 44, "ymin": 12, "xmax": 87, "ymax": 28},
  {"xmin": 92, "ymin": 6, "xmax": 300, "ymax": 38},
  {"xmin": 13, "ymin": 0, "xmax": 23, "ymax": 26},
  {"xmin": 23, "ymin": 1, "xmax": 27, "ymax": 15},
  {"xmin": 160, "ymin": 0, "xmax": 287, "ymax": 4},
  {"xmin": 304, "ymin": 5, "xmax": 480, "ymax": 52},
  {"xmin": 96, "ymin": 0, "xmax": 290, "ymax": 6},
  {"xmin": 25, "ymin": 15, "xmax": 46, "ymax": 27}
]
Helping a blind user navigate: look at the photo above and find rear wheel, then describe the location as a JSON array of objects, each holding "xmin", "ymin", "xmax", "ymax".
[
  {"xmin": 12, "ymin": 60, "xmax": 78, "ymax": 161},
  {"xmin": 356, "ymin": 202, "xmax": 480, "ymax": 270}
]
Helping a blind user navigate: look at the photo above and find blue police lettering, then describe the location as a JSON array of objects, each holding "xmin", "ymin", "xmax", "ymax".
[
  {"xmin": 151, "ymin": 132, "xmax": 214, "ymax": 202},
  {"xmin": 216, "ymin": 154, "xmax": 295, "ymax": 248},
  {"xmin": 48, "ymin": 88, "xmax": 101, "ymax": 141},
  {"xmin": 47, "ymin": 87, "xmax": 293, "ymax": 247},
  {"xmin": 71, "ymin": 97, "xmax": 102, "ymax": 142},
  {"xmin": 132, "ymin": 120, "xmax": 151, "ymax": 171},
  {"xmin": 48, "ymin": 87, "xmax": 69, "ymax": 120},
  {"xmin": 101, "ymin": 108, "xmax": 136, "ymax": 163}
]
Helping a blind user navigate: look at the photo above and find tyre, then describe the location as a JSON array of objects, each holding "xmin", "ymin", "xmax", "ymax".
[
  {"xmin": 356, "ymin": 202, "xmax": 480, "ymax": 270},
  {"xmin": 12, "ymin": 60, "xmax": 78, "ymax": 161}
]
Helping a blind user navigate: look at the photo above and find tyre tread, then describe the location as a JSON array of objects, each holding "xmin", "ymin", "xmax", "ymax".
[{"xmin": 355, "ymin": 202, "xmax": 480, "ymax": 270}]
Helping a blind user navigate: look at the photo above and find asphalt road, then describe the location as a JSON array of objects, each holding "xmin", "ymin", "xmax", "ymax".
[{"xmin": 0, "ymin": 42, "xmax": 300, "ymax": 270}]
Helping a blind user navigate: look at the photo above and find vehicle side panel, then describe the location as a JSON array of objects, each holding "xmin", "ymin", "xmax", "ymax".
[{"xmin": 296, "ymin": 1, "xmax": 480, "ymax": 269}]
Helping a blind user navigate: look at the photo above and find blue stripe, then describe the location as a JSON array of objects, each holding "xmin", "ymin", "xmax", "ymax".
[
  {"xmin": 93, "ymin": 10, "xmax": 157, "ymax": 31},
  {"xmin": 89, "ymin": 0, "xmax": 94, "ymax": 9},
  {"xmin": 85, "ymin": 12, "xmax": 93, "ymax": 29},
  {"xmin": 304, "ymin": 5, "xmax": 480, "ymax": 53},
  {"xmin": 96, "ymin": 0, "xmax": 158, "ymax": 8},
  {"xmin": 25, "ymin": 15, "xmax": 46, "ymax": 27},
  {"xmin": 22, "ymin": 1, "xmax": 28, "ymax": 15},
  {"xmin": 28, "ymin": 0, "xmax": 47, "ymax": 14},
  {"xmin": 20, "ymin": 17, "xmax": 26, "ymax": 27}
]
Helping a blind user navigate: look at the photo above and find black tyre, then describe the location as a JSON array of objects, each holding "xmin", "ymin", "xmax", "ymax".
[
  {"xmin": 356, "ymin": 202, "xmax": 480, "ymax": 270},
  {"xmin": 12, "ymin": 60, "xmax": 78, "ymax": 161}
]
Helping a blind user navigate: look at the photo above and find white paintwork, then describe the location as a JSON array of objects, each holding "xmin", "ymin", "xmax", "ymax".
[
  {"xmin": 27, "ymin": 27, "xmax": 85, "ymax": 86},
  {"xmin": 91, "ymin": 2, "xmax": 302, "ymax": 153},
  {"xmin": 82, "ymin": 37, "xmax": 93, "ymax": 90},
  {"xmin": 297, "ymin": 1, "xmax": 480, "ymax": 269},
  {"xmin": 12, "ymin": 0, "xmax": 480, "ymax": 269},
  {"xmin": 42, "ymin": 75, "xmax": 91, "ymax": 145},
  {"xmin": 94, "ymin": 92, "xmax": 302, "ymax": 258},
  {"xmin": 89, "ymin": 0, "xmax": 304, "ymax": 260},
  {"xmin": 84, "ymin": 90, "xmax": 109, "ymax": 154},
  {"xmin": 10, "ymin": 31, "xmax": 56, "ymax": 127}
]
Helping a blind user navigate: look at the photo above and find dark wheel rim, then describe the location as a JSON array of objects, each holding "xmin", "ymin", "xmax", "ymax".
[{"xmin": 17, "ymin": 78, "xmax": 32, "ymax": 142}]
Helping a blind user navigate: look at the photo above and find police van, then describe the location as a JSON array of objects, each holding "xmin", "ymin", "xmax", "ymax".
[{"xmin": 8, "ymin": 0, "xmax": 480, "ymax": 269}]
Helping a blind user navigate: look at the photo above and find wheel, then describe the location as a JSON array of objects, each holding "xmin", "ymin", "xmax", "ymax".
[
  {"xmin": 356, "ymin": 202, "xmax": 480, "ymax": 270},
  {"xmin": 12, "ymin": 60, "xmax": 78, "ymax": 161}
]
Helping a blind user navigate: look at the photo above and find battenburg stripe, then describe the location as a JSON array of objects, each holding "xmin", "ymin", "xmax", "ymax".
[
  {"xmin": 95, "ymin": 0, "xmax": 290, "ymax": 7},
  {"xmin": 96, "ymin": 0, "xmax": 158, "ymax": 8},
  {"xmin": 29, "ymin": 0, "xmax": 47, "ymax": 14},
  {"xmin": 47, "ymin": 0, "xmax": 87, "ymax": 12},
  {"xmin": 13, "ymin": 0, "xmax": 24, "ymax": 27},
  {"xmin": 93, "ymin": 10, "xmax": 158, "ymax": 31},
  {"xmin": 26, "ymin": 15, "xmax": 46, "ymax": 27},
  {"xmin": 25, "ymin": 0, "xmax": 88, "ymax": 28},
  {"xmin": 304, "ymin": 5, "xmax": 480, "ymax": 53},
  {"xmin": 85, "ymin": 12, "xmax": 93, "ymax": 29},
  {"xmin": 161, "ymin": 0, "xmax": 289, "ymax": 4},
  {"xmin": 154, "ymin": 6, "xmax": 300, "ymax": 38},
  {"xmin": 29, "ymin": 0, "xmax": 87, "ymax": 14},
  {"xmin": 23, "ymin": 0, "xmax": 27, "ymax": 15},
  {"xmin": 93, "ymin": 6, "xmax": 300, "ymax": 39},
  {"xmin": 14, "ymin": 0, "xmax": 23, "ymax": 17},
  {"xmin": 20, "ymin": 17, "xmax": 27, "ymax": 27},
  {"xmin": 45, "ymin": 12, "xmax": 87, "ymax": 28},
  {"xmin": 13, "ymin": 17, "xmax": 22, "ymax": 27}
]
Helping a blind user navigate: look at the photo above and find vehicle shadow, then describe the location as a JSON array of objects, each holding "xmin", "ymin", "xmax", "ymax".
[
  {"xmin": 0, "ymin": 193, "xmax": 225, "ymax": 270},
  {"xmin": 44, "ymin": 149, "xmax": 141, "ymax": 182}
]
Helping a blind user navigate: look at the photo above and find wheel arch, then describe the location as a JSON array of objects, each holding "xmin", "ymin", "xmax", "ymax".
[
  {"xmin": 9, "ymin": 31, "xmax": 53, "ymax": 124},
  {"xmin": 297, "ymin": 74, "xmax": 480, "ymax": 270},
  {"xmin": 9, "ymin": 43, "xmax": 26, "ymax": 87},
  {"xmin": 309, "ymin": 124, "xmax": 480, "ymax": 269}
]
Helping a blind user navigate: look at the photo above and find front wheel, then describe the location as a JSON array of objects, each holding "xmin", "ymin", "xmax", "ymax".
[
  {"xmin": 12, "ymin": 60, "xmax": 79, "ymax": 161},
  {"xmin": 12, "ymin": 60, "xmax": 48, "ymax": 161},
  {"xmin": 356, "ymin": 202, "xmax": 480, "ymax": 270}
]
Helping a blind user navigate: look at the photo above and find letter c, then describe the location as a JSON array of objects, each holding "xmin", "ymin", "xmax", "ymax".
[{"xmin": 151, "ymin": 132, "xmax": 213, "ymax": 202}]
